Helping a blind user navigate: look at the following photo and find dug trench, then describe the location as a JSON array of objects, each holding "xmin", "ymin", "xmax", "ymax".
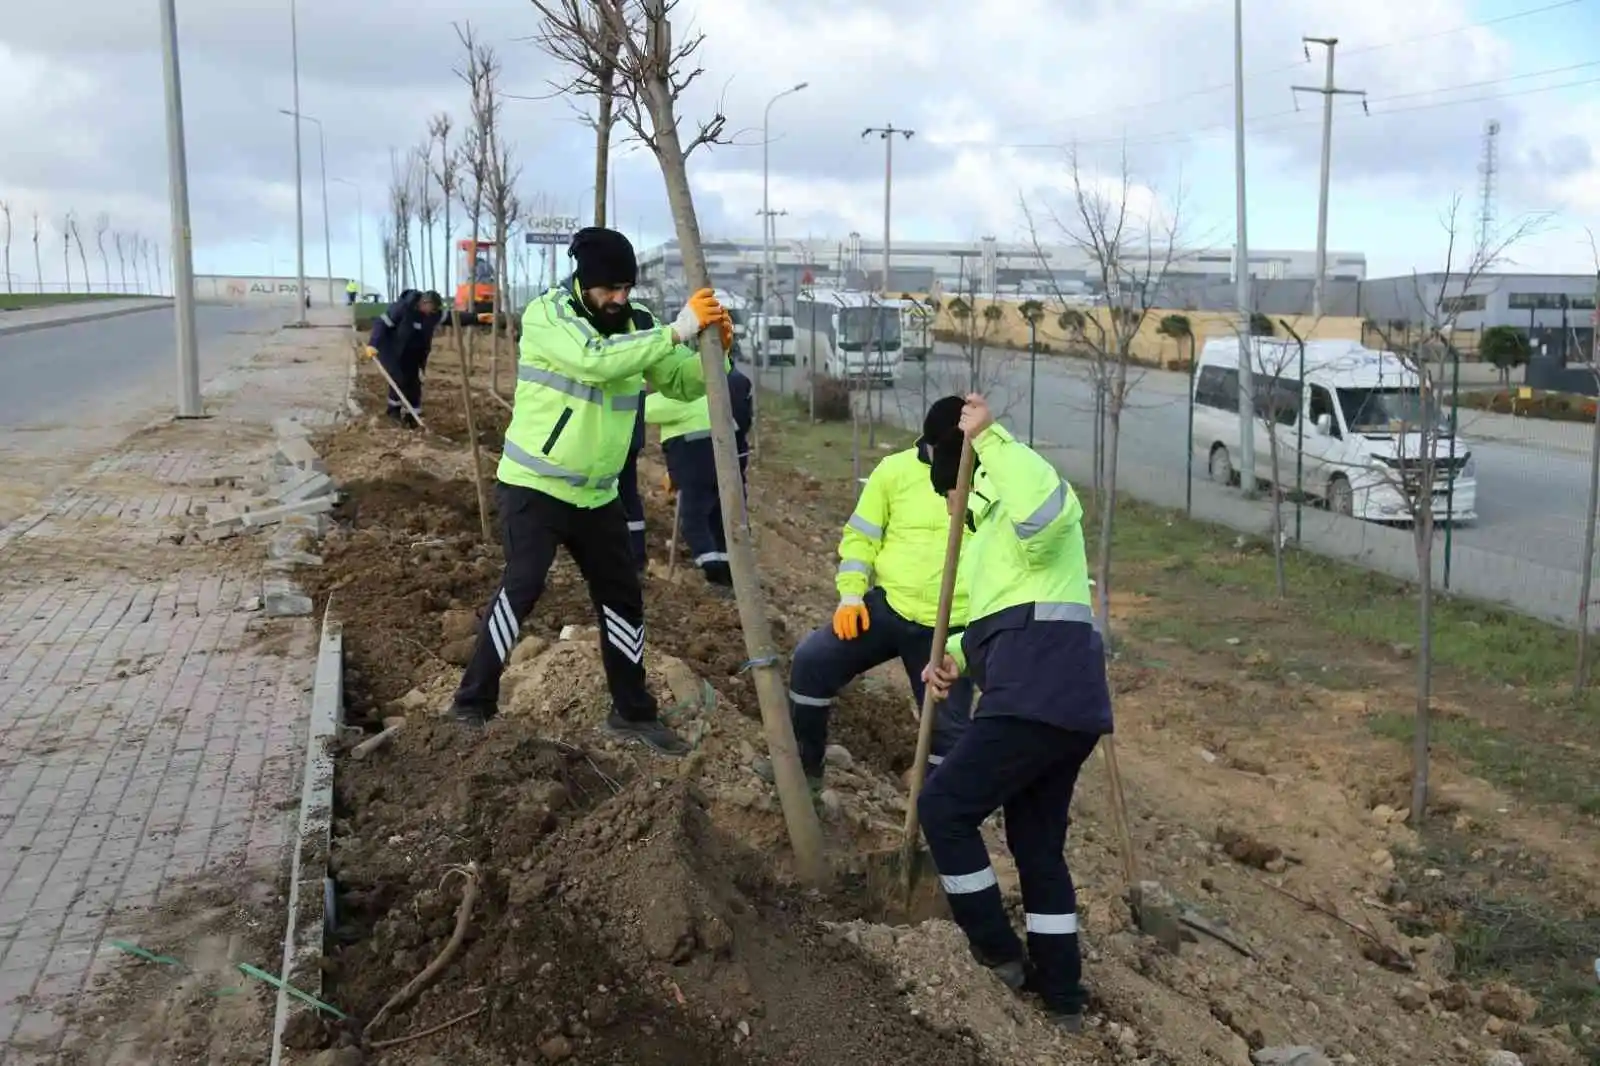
[{"xmin": 296, "ymin": 359, "xmax": 1596, "ymax": 1066}]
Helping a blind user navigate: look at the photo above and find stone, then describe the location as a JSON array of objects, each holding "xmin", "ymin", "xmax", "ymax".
[
  {"xmin": 537, "ymin": 1034, "xmax": 573, "ymax": 1062},
  {"xmin": 276, "ymin": 436, "xmax": 326, "ymax": 472},
  {"xmin": 510, "ymin": 636, "xmax": 550, "ymax": 665},
  {"xmin": 264, "ymin": 577, "xmax": 313, "ymax": 618},
  {"xmin": 1395, "ymin": 983, "xmax": 1430, "ymax": 1012},
  {"xmin": 1432, "ymin": 982, "xmax": 1472, "ymax": 1012},
  {"xmin": 1480, "ymin": 982, "xmax": 1538, "ymax": 1022},
  {"xmin": 823, "ymin": 744, "xmax": 854, "ymax": 770},
  {"xmin": 1252, "ymin": 1049, "xmax": 1333, "ymax": 1066},
  {"xmin": 281, "ymin": 470, "xmax": 336, "ymax": 504},
  {"xmin": 440, "ymin": 609, "xmax": 479, "ymax": 643},
  {"xmin": 818, "ymin": 789, "xmax": 843, "ymax": 819},
  {"xmin": 1481, "ymin": 1053, "xmax": 1523, "ymax": 1066}
]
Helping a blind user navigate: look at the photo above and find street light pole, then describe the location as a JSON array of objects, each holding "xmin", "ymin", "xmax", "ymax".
[
  {"xmin": 282, "ymin": 110, "xmax": 333, "ymax": 308},
  {"xmin": 289, "ymin": 0, "xmax": 307, "ymax": 325},
  {"xmin": 1293, "ymin": 37, "xmax": 1366, "ymax": 319},
  {"xmin": 762, "ymin": 82, "xmax": 807, "ymax": 311},
  {"xmin": 1233, "ymin": 0, "xmax": 1257, "ymax": 493},
  {"xmin": 334, "ymin": 177, "xmax": 364, "ymax": 298},
  {"xmin": 158, "ymin": 0, "xmax": 202, "ymax": 417},
  {"xmin": 862, "ymin": 124, "xmax": 914, "ymax": 296}
]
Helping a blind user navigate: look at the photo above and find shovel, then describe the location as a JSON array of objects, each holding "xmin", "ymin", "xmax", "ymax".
[
  {"xmin": 898, "ymin": 436, "xmax": 977, "ymax": 901},
  {"xmin": 360, "ymin": 345, "xmax": 431, "ymax": 434},
  {"xmin": 666, "ymin": 490, "xmax": 683, "ymax": 579}
]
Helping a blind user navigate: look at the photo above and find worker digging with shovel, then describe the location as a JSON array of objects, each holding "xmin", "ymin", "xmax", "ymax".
[{"xmin": 917, "ymin": 392, "xmax": 1112, "ymax": 1033}]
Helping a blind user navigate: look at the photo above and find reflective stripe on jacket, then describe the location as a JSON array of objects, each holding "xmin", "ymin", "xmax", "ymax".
[
  {"xmin": 497, "ymin": 283, "xmax": 707, "ymax": 507},
  {"xmin": 838, "ymin": 448, "xmax": 972, "ymax": 628}
]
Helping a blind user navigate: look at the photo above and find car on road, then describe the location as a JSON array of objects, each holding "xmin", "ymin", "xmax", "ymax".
[{"xmin": 1191, "ymin": 337, "xmax": 1477, "ymax": 523}]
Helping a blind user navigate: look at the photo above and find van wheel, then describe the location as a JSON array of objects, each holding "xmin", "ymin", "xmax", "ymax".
[
  {"xmin": 1208, "ymin": 444, "xmax": 1236, "ymax": 487},
  {"xmin": 1328, "ymin": 475, "xmax": 1354, "ymax": 517}
]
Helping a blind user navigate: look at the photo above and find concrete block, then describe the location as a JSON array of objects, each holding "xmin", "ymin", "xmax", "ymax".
[
  {"xmin": 241, "ymin": 496, "xmax": 335, "ymax": 529},
  {"xmin": 281, "ymin": 472, "xmax": 335, "ymax": 505},
  {"xmin": 273, "ymin": 417, "xmax": 311, "ymax": 440},
  {"xmin": 263, "ymin": 577, "xmax": 313, "ymax": 617},
  {"xmin": 270, "ymin": 528, "xmax": 315, "ymax": 558},
  {"xmin": 266, "ymin": 553, "xmax": 323, "ymax": 572},
  {"xmin": 276, "ymin": 437, "xmax": 326, "ymax": 473},
  {"xmin": 198, "ymin": 525, "xmax": 239, "ymax": 543},
  {"xmin": 281, "ymin": 513, "xmax": 328, "ymax": 537},
  {"xmin": 206, "ymin": 511, "xmax": 244, "ymax": 531}
]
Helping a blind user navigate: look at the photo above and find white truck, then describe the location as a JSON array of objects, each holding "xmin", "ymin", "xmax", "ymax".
[
  {"xmin": 1191, "ymin": 336, "xmax": 1476, "ymax": 522},
  {"xmin": 748, "ymin": 312, "xmax": 798, "ymax": 367},
  {"xmin": 792, "ymin": 290, "xmax": 904, "ymax": 386},
  {"xmin": 891, "ymin": 298, "xmax": 934, "ymax": 361}
]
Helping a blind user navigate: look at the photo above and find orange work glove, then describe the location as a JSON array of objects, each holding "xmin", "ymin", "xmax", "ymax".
[
  {"xmin": 832, "ymin": 598, "xmax": 870, "ymax": 641},
  {"xmin": 717, "ymin": 313, "xmax": 734, "ymax": 353},
  {"xmin": 363, "ymin": 345, "xmax": 379, "ymax": 360},
  {"xmin": 662, "ymin": 472, "xmax": 675, "ymax": 495},
  {"xmin": 670, "ymin": 288, "xmax": 726, "ymax": 344}
]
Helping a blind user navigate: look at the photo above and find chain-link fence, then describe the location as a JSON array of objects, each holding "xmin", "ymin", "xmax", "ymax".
[{"xmin": 754, "ymin": 342, "xmax": 1595, "ymax": 628}]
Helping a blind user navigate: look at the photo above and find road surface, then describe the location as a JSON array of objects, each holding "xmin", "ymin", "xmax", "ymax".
[
  {"xmin": 755, "ymin": 344, "xmax": 1594, "ymax": 624},
  {"xmin": 0, "ymin": 304, "xmax": 294, "ymax": 524}
]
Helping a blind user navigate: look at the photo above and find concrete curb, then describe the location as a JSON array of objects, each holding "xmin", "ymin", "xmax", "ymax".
[
  {"xmin": 269, "ymin": 601, "xmax": 342, "ymax": 1065},
  {"xmin": 0, "ymin": 299, "xmax": 171, "ymax": 336}
]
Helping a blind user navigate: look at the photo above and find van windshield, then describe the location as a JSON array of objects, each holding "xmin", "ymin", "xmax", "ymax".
[
  {"xmin": 1337, "ymin": 387, "xmax": 1448, "ymax": 434},
  {"xmin": 766, "ymin": 324, "xmax": 794, "ymax": 341}
]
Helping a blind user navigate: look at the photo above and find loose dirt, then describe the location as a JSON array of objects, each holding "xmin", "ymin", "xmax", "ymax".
[{"xmin": 296, "ymin": 356, "xmax": 1594, "ymax": 1066}]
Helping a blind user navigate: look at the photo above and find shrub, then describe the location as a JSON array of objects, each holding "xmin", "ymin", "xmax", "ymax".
[{"xmin": 812, "ymin": 377, "xmax": 854, "ymax": 422}]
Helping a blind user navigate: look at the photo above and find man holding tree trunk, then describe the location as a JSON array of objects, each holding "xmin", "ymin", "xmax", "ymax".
[{"xmin": 449, "ymin": 227, "xmax": 732, "ymax": 756}]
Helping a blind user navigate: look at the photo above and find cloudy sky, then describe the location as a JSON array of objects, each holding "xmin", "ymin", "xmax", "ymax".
[{"xmin": 2, "ymin": 0, "xmax": 1598, "ymax": 295}]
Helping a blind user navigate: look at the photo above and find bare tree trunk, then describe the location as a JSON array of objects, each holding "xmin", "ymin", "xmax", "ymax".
[
  {"xmin": 1411, "ymin": 504, "xmax": 1434, "ymax": 824},
  {"xmin": 1267, "ymin": 432, "xmax": 1287, "ymax": 598},
  {"xmin": 646, "ymin": 92, "xmax": 826, "ymax": 887},
  {"xmin": 592, "ymin": 30, "xmax": 619, "ymax": 227},
  {"xmin": 1095, "ymin": 390, "xmax": 1124, "ymax": 647}
]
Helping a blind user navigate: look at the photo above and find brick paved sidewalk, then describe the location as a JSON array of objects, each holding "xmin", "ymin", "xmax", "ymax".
[{"xmin": 0, "ymin": 313, "xmax": 351, "ymax": 1063}]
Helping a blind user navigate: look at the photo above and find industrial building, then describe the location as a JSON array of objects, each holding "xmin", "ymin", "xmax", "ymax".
[{"xmin": 635, "ymin": 235, "xmax": 1366, "ymax": 308}]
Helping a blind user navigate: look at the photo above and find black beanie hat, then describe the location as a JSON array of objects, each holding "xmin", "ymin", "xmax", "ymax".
[
  {"xmin": 918, "ymin": 396, "xmax": 979, "ymax": 495},
  {"xmin": 568, "ymin": 227, "xmax": 638, "ymax": 289}
]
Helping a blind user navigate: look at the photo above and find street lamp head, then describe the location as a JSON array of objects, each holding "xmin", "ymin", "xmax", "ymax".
[{"xmin": 793, "ymin": 81, "xmax": 809, "ymax": 92}]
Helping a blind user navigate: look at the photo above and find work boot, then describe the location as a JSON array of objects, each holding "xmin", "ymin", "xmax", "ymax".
[
  {"xmin": 970, "ymin": 946, "xmax": 1027, "ymax": 991},
  {"xmin": 452, "ymin": 702, "xmax": 496, "ymax": 729},
  {"xmin": 1044, "ymin": 1008, "xmax": 1084, "ymax": 1034},
  {"xmin": 604, "ymin": 712, "xmax": 691, "ymax": 757}
]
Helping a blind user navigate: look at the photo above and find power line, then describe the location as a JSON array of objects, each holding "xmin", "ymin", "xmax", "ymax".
[
  {"xmin": 1006, "ymin": 0, "xmax": 1587, "ymax": 132},
  {"xmin": 940, "ymin": 61, "xmax": 1600, "ymax": 153}
]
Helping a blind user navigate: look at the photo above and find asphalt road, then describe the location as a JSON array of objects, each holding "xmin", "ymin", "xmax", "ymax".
[
  {"xmin": 0, "ymin": 304, "xmax": 289, "ymax": 428},
  {"xmin": 758, "ymin": 342, "xmax": 1597, "ymax": 578}
]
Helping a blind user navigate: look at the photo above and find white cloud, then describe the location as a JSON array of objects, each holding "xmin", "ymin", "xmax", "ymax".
[{"xmin": 1, "ymin": 0, "xmax": 1596, "ymax": 286}]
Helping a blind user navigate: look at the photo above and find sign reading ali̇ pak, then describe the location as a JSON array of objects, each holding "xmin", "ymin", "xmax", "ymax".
[{"xmin": 525, "ymin": 215, "xmax": 582, "ymax": 246}]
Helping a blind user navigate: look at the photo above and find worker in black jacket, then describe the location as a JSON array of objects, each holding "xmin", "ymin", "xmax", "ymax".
[{"xmin": 365, "ymin": 289, "xmax": 443, "ymax": 426}]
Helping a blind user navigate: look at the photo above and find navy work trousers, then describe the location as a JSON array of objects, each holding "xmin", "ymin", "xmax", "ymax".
[
  {"xmin": 787, "ymin": 587, "xmax": 974, "ymax": 778},
  {"xmin": 618, "ymin": 446, "xmax": 647, "ymax": 571},
  {"xmin": 377, "ymin": 350, "xmax": 423, "ymax": 418},
  {"xmin": 663, "ymin": 435, "xmax": 745, "ymax": 587},
  {"xmin": 917, "ymin": 715, "xmax": 1100, "ymax": 1014}
]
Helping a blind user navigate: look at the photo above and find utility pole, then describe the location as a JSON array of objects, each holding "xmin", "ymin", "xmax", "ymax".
[
  {"xmin": 1293, "ymin": 36, "xmax": 1366, "ymax": 318},
  {"xmin": 1577, "ymin": 272, "xmax": 1600, "ymax": 691},
  {"xmin": 1232, "ymin": 0, "xmax": 1257, "ymax": 494},
  {"xmin": 762, "ymin": 83, "xmax": 807, "ymax": 311},
  {"xmin": 289, "ymin": 0, "xmax": 307, "ymax": 325},
  {"xmin": 862, "ymin": 125, "xmax": 913, "ymax": 295},
  {"xmin": 158, "ymin": 0, "xmax": 202, "ymax": 417}
]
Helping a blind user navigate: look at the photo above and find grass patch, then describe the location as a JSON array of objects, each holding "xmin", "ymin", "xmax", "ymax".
[
  {"xmin": 1395, "ymin": 829, "xmax": 1600, "ymax": 1055},
  {"xmin": 0, "ymin": 292, "xmax": 136, "ymax": 311},
  {"xmin": 1090, "ymin": 494, "xmax": 1589, "ymax": 692},
  {"xmin": 1368, "ymin": 712, "xmax": 1600, "ymax": 816},
  {"xmin": 758, "ymin": 391, "xmax": 915, "ymax": 484}
]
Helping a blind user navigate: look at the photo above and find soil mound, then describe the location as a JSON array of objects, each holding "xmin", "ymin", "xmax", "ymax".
[{"xmin": 536, "ymin": 777, "xmax": 988, "ymax": 1065}]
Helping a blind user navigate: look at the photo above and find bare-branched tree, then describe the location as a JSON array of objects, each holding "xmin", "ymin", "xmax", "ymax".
[
  {"xmin": 1358, "ymin": 195, "xmax": 1545, "ymax": 823},
  {"xmin": 388, "ymin": 149, "xmax": 417, "ymax": 291},
  {"xmin": 1240, "ymin": 326, "xmax": 1310, "ymax": 598},
  {"xmin": 60, "ymin": 213, "xmax": 74, "ymax": 293},
  {"xmin": 114, "ymin": 231, "xmax": 130, "ymax": 293},
  {"xmin": 31, "ymin": 212, "xmax": 43, "ymax": 294},
  {"xmin": 417, "ymin": 147, "xmax": 441, "ymax": 293},
  {"xmin": 1023, "ymin": 148, "xmax": 1192, "ymax": 643},
  {"xmin": 526, "ymin": 0, "xmax": 825, "ymax": 884},
  {"xmin": 1, "ymin": 201, "xmax": 12, "ymax": 294},
  {"xmin": 69, "ymin": 214, "xmax": 90, "ymax": 294},
  {"xmin": 146, "ymin": 238, "xmax": 162, "ymax": 296},
  {"xmin": 429, "ymin": 112, "xmax": 460, "ymax": 324},
  {"xmin": 452, "ymin": 21, "xmax": 497, "ymax": 545},
  {"xmin": 94, "ymin": 213, "xmax": 112, "ymax": 293}
]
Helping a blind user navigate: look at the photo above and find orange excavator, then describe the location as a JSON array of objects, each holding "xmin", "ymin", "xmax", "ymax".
[{"xmin": 449, "ymin": 238, "xmax": 501, "ymax": 327}]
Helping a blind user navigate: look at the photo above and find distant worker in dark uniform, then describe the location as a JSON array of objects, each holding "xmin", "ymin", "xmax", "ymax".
[
  {"xmin": 365, "ymin": 288, "xmax": 443, "ymax": 427},
  {"xmin": 646, "ymin": 358, "xmax": 752, "ymax": 589}
]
